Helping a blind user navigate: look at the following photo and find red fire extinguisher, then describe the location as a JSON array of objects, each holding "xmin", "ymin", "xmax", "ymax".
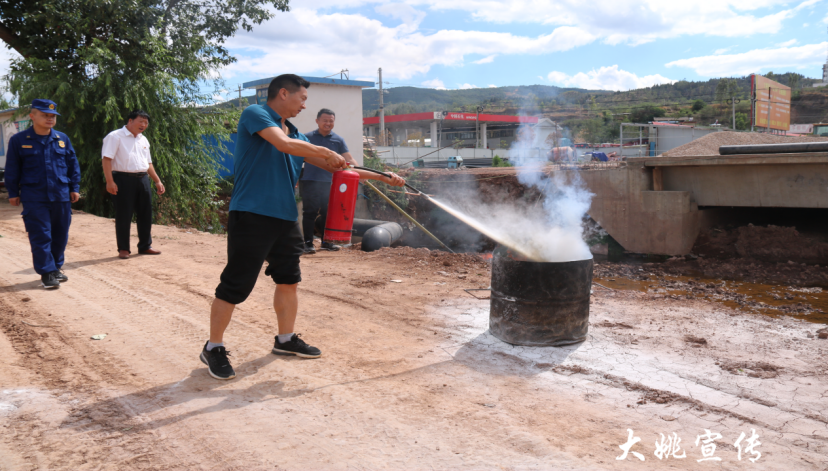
[{"xmin": 323, "ymin": 169, "xmax": 360, "ymax": 245}]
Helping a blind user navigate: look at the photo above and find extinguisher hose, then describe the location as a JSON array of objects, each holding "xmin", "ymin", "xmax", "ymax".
[
  {"xmin": 363, "ymin": 181, "xmax": 455, "ymax": 254},
  {"xmin": 349, "ymin": 166, "xmax": 427, "ymax": 195}
]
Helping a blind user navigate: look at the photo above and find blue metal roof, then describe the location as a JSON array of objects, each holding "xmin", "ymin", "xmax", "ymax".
[{"xmin": 243, "ymin": 76, "xmax": 374, "ymax": 89}]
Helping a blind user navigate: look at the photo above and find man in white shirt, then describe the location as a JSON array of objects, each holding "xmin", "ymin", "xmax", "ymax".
[{"xmin": 101, "ymin": 110, "xmax": 166, "ymax": 259}]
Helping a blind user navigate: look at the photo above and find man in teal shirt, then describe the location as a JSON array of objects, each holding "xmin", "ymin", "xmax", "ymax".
[{"xmin": 201, "ymin": 74, "xmax": 404, "ymax": 380}]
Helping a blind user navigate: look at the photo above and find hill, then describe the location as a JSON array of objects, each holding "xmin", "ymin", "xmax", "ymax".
[{"xmin": 363, "ymin": 72, "xmax": 822, "ymax": 117}]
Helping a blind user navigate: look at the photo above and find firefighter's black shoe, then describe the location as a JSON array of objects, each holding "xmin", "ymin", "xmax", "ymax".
[
  {"xmin": 41, "ymin": 272, "xmax": 60, "ymax": 290},
  {"xmin": 302, "ymin": 244, "xmax": 317, "ymax": 255},
  {"xmin": 53, "ymin": 270, "xmax": 68, "ymax": 283},
  {"xmin": 200, "ymin": 342, "xmax": 236, "ymax": 380},
  {"xmin": 272, "ymin": 334, "xmax": 322, "ymax": 358}
]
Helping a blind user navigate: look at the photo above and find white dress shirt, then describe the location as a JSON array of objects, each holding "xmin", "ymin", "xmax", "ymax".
[{"xmin": 101, "ymin": 126, "xmax": 152, "ymax": 172}]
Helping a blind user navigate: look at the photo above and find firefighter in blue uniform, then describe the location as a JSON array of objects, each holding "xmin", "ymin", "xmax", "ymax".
[{"xmin": 5, "ymin": 99, "xmax": 81, "ymax": 289}]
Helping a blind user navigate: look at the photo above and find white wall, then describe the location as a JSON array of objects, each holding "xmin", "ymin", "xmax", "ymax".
[
  {"xmin": 373, "ymin": 145, "xmax": 650, "ymax": 166},
  {"xmin": 282, "ymin": 83, "xmax": 366, "ymax": 165},
  {"xmin": 375, "ymin": 146, "xmax": 516, "ymax": 167},
  {"xmin": 653, "ymin": 127, "xmax": 719, "ymax": 156}
]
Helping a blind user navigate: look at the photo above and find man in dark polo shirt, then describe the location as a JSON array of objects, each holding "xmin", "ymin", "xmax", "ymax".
[{"xmin": 299, "ymin": 108, "xmax": 357, "ymax": 254}]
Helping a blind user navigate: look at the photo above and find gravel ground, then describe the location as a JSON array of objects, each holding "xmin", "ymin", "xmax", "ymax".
[{"xmin": 663, "ymin": 131, "xmax": 828, "ymax": 157}]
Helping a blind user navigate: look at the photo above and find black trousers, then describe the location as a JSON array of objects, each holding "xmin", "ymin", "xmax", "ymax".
[
  {"xmin": 215, "ymin": 211, "xmax": 303, "ymax": 305},
  {"xmin": 112, "ymin": 172, "xmax": 153, "ymax": 253},
  {"xmin": 299, "ymin": 180, "xmax": 331, "ymax": 245}
]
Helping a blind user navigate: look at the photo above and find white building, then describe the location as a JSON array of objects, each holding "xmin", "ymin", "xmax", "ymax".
[
  {"xmin": 532, "ymin": 118, "xmax": 566, "ymax": 148},
  {"xmin": 243, "ymin": 76, "xmax": 374, "ymax": 165}
]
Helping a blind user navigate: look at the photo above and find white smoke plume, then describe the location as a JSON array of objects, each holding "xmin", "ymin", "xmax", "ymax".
[{"xmin": 429, "ymin": 121, "xmax": 593, "ymax": 262}]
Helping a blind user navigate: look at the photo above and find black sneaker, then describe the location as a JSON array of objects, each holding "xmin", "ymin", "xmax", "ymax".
[
  {"xmin": 272, "ymin": 334, "xmax": 322, "ymax": 358},
  {"xmin": 302, "ymin": 244, "xmax": 316, "ymax": 255},
  {"xmin": 321, "ymin": 242, "xmax": 341, "ymax": 251},
  {"xmin": 53, "ymin": 270, "xmax": 68, "ymax": 283},
  {"xmin": 199, "ymin": 342, "xmax": 236, "ymax": 380},
  {"xmin": 40, "ymin": 272, "xmax": 60, "ymax": 290}
]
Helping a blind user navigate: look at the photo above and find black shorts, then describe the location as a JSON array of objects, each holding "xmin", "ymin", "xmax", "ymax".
[{"xmin": 215, "ymin": 211, "xmax": 303, "ymax": 304}]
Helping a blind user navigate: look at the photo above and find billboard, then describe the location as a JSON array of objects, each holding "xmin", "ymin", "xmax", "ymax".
[{"xmin": 752, "ymin": 74, "xmax": 791, "ymax": 131}]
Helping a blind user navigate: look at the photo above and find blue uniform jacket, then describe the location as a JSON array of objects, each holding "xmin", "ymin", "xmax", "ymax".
[{"xmin": 5, "ymin": 127, "xmax": 81, "ymax": 202}]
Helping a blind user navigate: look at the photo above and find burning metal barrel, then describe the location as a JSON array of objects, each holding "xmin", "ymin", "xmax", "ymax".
[{"xmin": 489, "ymin": 246, "xmax": 593, "ymax": 346}]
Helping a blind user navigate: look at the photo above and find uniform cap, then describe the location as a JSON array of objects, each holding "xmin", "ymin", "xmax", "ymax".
[{"xmin": 30, "ymin": 99, "xmax": 60, "ymax": 116}]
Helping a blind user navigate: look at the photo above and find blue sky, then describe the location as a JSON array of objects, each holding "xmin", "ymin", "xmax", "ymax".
[{"xmin": 209, "ymin": 0, "xmax": 828, "ymax": 99}]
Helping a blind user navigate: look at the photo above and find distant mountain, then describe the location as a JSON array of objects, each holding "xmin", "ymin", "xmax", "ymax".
[
  {"xmin": 362, "ymin": 73, "xmax": 823, "ymax": 118},
  {"xmin": 362, "ymin": 85, "xmax": 610, "ymax": 117}
]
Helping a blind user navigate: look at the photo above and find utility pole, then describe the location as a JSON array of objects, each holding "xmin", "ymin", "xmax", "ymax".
[
  {"xmin": 237, "ymin": 84, "xmax": 243, "ymax": 107},
  {"xmin": 378, "ymin": 68, "xmax": 385, "ymax": 146},
  {"xmin": 476, "ymin": 108, "xmax": 480, "ymax": 148},
  {"xmin": 731, "ymin": 93, "xmax": 736, "ymax": 131}
]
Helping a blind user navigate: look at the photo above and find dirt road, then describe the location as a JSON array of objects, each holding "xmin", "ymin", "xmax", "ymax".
[{"xmin": 0, "ymin": 201, "xmax": 826, "ymax": 470}]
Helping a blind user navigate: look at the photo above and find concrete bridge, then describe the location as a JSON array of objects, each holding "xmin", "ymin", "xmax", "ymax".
[{"xmin": 581, "ymin": 153, "xmax": 828, "ymax": 255}]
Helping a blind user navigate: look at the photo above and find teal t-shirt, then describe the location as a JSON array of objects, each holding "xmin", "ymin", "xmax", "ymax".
[{"xmin": 229, "ymin": 105, "xmax": 307, "ymax": 221}]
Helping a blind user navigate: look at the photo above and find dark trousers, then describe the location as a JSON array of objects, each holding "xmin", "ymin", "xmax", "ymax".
[
  {"xmin": 299, "ymin": 180, "xmax": 331, "ymax": 245},
  {"xmin": 21, "ymin": 201, "xmax": 72, "ymax": 275},
  {"xmin": 112, "ymin": 172, "xmax": 153, "ymax": 253},
  {"xmin": 215, "ymin": 211, "xmax": 303, "ymax": 305}
]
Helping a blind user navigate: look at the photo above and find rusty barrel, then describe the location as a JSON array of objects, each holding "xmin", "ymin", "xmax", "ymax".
[{"xmin": 489, "ymin": 246, "xmax": 593, "ymax": 346}]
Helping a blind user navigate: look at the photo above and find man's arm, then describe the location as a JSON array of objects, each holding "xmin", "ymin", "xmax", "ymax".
[
  {"xmin": 256, "ymin": 126, "xmax": 346, "ymax": 170},
  {"xmin": 341, "ymin": 151, "xmax": 358, "ymax": 167},
  {"xmin": 101, "ymin": 133, "xmax": 119, "ymax": 195},
  {"xmin": 102, "ymin": 158, "xmax": 118, "ymax": 195},
  {"xmin": 303, "ymin": 157, "xmax": 404, "ymax": 187},
  {"xmin": 147, "ymin": 163, "xmax": 165, "ymax": 195},
  {"xmin": 65, "ymin": 140, "xmax": 81, "ymax": 202},
  {"xmin": 5, "ymin": 139, "xmax": 20, "ymax": 205}
]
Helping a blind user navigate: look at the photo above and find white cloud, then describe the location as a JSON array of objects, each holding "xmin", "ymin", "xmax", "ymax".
[
  {"xmin": 666, "ymin": 41, "xmax": 828, "ymax": 76},
  {"xmin": 416, "ymin": 0, "xmax": 800, "ymax": 45},
  {"xmin": 546, "ymin": 65, "xmax": 675, "ymax": 91},
  {"xmin": 488, "ymin": 84, "xmax": 497, "ymax": 87},
  {"xmin": 458, "ymin": 83, "xmax": 478, "ymax": 89},
  {"xmin": 794, "ymin": 0, "xmax": 822, "ymax": 9},
  {"xmin": 803, "ymin": 22, "xmax": 809, "ymax": 26},
  {"xmin": 280, "ymin": 0, "xmax": 820, "ymax": 48},
  {"xmin": 714, "ymin": 46, "xmax": 737, "ymax": 54},
  {"xmin": 375, "ymin": 3, "xmax": 426, "ymax": 31},
  {"xmin": 473, "ymin": 54, "xmax": 496, "ymax": 64},
  {"xmin": 224, "ymin": 8, "xmax": 596, "ymax": 80},
  {"xmin": 421, "ymin": 78, "xmax": 446, "ymax": 89},
  {"xmin": 776, "ymin": 39, "xmax": 798, "ymax": 47}
]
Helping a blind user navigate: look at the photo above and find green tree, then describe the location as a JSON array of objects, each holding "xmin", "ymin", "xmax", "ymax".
[
  {"xmin": 715, "ymin": 78, "xmax": 739, "ymax": 103},
  {"xmin": 492, "ymin": 155, "xmax": 511, "ymax": 167},
  {"xmin": 691, "ymin": 99, "xmax": 706, "ymax": 112},
  {"xmin": 581, "ymin": 116, "xmax": 605, "ymax": 144},
  {"xmin": 0, "ymin": 0, "xmax": 288, "ymax": 231},
  {"xmin": 735, "ymin": 112, "xmax": 749, "ymax": 130}
]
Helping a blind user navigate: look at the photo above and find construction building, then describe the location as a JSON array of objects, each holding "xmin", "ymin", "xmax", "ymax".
[{"xmin": 363, "ymin": 112, "xmax": 538, "ymax": 149}]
